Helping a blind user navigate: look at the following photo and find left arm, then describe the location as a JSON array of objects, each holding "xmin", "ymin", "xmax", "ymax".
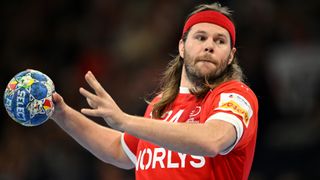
[
  {"xmin": 120, "ymin": 114, "xmax": 236, "ymax": 157},
  {"xmin": 80, "ymin": 71, "xmax": 236, "ymax": 157}
]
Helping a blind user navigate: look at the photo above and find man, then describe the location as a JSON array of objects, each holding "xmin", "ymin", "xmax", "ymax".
[{"xmin": 52, "ymin": 3, "xmax": 258, "ymax": 180}]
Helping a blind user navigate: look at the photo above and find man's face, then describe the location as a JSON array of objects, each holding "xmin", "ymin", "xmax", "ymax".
[{"xmin": 179, "ymin": 23, "xmax": 236, "ymax": 85}]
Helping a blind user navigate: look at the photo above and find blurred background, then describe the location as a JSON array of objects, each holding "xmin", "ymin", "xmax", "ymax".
[{"xmin": 1, "ymin": 0, "xmax": 320, "ymax": 179}]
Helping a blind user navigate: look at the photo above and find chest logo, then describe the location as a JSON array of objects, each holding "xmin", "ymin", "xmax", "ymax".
[{"xmin": 186, "ymin": 106, "xmax": 201, "ymax": 123}]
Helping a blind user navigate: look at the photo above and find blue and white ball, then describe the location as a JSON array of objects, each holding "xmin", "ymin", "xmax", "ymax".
[{"xmin": 4, "ymin": 69, "xmax": 55, "ymax": 126}]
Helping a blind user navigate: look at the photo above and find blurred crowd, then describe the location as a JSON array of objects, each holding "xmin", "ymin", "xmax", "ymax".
[{"xmin": 0, "ymin": 0, "xmax": 320, "ymax": 179}]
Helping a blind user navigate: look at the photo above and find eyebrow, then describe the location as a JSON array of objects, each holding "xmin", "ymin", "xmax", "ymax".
[
  {"xmin": 194, "ymin": 30, "xmax": 207, "ymax": 34},
  {"xmin": 194, "ymin": 30, "xmax": 228, "ymax": 38},
  {"xmin": 216, "ymin": 33, "xmax": 228, "ymax": 39}
]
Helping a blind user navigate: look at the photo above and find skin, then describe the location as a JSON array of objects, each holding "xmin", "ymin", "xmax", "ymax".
[{"xmin": 51, "ymin": 22, "xmax": 237, "ymax": 169}]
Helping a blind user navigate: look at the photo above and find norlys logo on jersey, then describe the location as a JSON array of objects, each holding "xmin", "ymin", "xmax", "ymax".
[{"xmin": 136, "ymin": 147, "xmax": 206, "ymax": 171}]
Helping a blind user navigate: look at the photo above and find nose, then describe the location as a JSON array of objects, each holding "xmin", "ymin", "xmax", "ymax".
[
  {"xmin": 204, "ymin": 41, "xmax": 214, "ymax": 53},
  {"xmin": 205, "ymin": 47, "xmax": 214, "ymax": 53}
]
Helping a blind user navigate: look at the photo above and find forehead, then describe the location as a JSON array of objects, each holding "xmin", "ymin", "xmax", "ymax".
[{"xmin": 188, "ymin": 23, "xmax": 230, "ymax": 37}]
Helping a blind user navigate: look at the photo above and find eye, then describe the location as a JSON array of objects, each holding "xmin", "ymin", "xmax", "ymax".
[
  {"xmin": 195, "ymin": 34, "xmax": 207, "ymax": 41},
  {"xmin": 215, "ymin": 38, "xmax": 226, "ymax": 45}
]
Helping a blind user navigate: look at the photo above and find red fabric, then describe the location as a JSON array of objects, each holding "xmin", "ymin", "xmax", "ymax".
[
  {"xmin": 182, "ymin": 10, "xmax": 236, "ymax": 47},
  {"xmin": 122, "ymin": 81, "xmax": 258, "ymax": 180}
]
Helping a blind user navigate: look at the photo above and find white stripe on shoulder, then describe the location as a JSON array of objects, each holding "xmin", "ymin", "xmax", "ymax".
[
  {"xmin": 206, "ymin": 112, "xmax": 244, "ymax": 155},
  {"xmin": 121, "ymin": 133, "xmax": 137, "ymax": 164}
]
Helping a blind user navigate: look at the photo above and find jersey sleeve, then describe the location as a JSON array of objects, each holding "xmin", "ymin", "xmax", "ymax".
[
  {"xmin": 204, "ymin": 82, "xmax": 258, "ymax": 155},
  {"xmin": 121, "ymin": 132, "xmax": 139, "ymax": 164}
]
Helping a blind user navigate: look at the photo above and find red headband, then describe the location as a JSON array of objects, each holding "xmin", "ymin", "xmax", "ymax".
[{"xmin": 182, "ymin": 10, "xmax": 236, "ymax": 47}]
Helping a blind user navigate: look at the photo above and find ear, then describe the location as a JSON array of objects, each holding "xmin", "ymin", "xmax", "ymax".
[
  {"xmin": 178, "ymin": 39, "xmax": 185, "ymax": 59},
  {"xmin": 228, "ymin": 47, "xmax": 237, "ymax": 64}
]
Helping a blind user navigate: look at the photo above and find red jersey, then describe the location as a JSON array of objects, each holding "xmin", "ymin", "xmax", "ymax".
[{"xmin": 121, "ymin": 80, "xmax": 258, "ymax": 180}]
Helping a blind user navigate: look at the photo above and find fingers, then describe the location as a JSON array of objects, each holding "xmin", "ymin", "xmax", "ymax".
[
  {"xmin": 86, "ymin": 97, "xmax": 97, "ymax": 109},
  {"xmin": 80, "ymin": 71, "xmax": 117, "ymax": 120},
  {"xmin": 81, "ymin": 108, "xmax": 102, "ymax": 117},
  {"xmin": 79, "ymin": 87, "xmax": 97, "ymax": 101},
  {"xmin": 79, "ymin": 87, "xmax": 100, "ymax": 108},
  {"xmin": 85, "ymin": 71, "xmax": 106, "ymax": 97}
]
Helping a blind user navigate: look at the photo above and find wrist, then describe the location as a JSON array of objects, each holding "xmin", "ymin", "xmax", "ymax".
[{"xmin": 116, "ymin": 112, "xmax": 131, "ymax": 132}]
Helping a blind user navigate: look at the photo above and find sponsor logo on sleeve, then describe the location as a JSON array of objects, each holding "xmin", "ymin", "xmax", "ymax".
[{"xmin": 216, "ymin": 93, "xmax": 253, "ymax": 127}]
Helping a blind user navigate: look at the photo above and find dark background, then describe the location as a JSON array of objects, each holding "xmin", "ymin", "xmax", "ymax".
[{"xmin": 1, "ymin": 0, "xmax": 320, "ymax": 179}]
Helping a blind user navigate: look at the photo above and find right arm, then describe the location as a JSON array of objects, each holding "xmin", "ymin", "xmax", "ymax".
[{"xmin": 50, "ymin": 93, "xmax": 134, "ymax": 169}]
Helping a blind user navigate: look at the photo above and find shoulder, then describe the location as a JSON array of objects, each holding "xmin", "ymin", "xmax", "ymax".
[
  {"xmin": 144, "ymin": 94, "xmax": 162, "ymax": 118},
  {"xmin": 204, "ymin": 81, "xmax": 259, "ymax": 115},
  {"xmin": 213, "ymin": 80, "xmax": 254, "ymax": 93},
  {"xmin": 208, "ymin": 81, "xmax": 257, "ymax": 103}
]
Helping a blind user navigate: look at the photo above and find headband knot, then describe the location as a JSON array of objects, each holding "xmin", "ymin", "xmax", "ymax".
[{"xmin": 182, "ymin": 10, "xmax": 236, "ymax": 47}]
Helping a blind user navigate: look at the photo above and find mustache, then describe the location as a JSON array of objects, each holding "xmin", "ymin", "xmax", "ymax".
[{"xmin": 195, "ymin": 54, "xmax": 216, "ymax": 63}]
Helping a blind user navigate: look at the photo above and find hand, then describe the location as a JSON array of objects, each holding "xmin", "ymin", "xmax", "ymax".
[
  {"xmin": 50, "ymin": 92, "xmax": 68, "ymax": 121},
  {"xmin": 79, "ymin": 71, "xmax": 126, "ymax": 130}
]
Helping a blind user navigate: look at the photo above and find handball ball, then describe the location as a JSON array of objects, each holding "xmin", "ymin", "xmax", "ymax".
[{"xmin": 3, "ymin": 69, "xmax": 55, "ymax": 127}]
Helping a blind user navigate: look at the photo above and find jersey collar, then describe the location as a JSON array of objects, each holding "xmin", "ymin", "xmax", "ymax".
[{"xmin": 179, "ymin": 87, "xmax": 190, "ymax": 94}]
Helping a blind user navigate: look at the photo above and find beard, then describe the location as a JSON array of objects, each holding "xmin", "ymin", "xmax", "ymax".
[{"xmin": 184, "ymin": 53, "xmax": 230, "ymax": 87}]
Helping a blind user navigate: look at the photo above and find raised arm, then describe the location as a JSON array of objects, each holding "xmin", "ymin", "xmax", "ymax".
[
  {"xmin": 80, "ymin": 71, "xmax": 237, "ymax": 157},
  {"xmin": 51, "ymin": 93, "xmax": 134, "ymax": 169}
]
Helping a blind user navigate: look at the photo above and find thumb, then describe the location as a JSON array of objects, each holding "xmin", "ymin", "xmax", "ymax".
[
  {"xmin": 52, "ymin": 92, "xmax": 64, "ymax": 104},
  {"xmin": 50, "ymin": 92, "xmax": 68, "ymax": 121}
]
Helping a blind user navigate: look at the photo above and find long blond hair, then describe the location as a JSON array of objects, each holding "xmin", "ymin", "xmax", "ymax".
[{"xmin": 151, "ymin": 3, "xmax": 245, "ymax": 118}]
